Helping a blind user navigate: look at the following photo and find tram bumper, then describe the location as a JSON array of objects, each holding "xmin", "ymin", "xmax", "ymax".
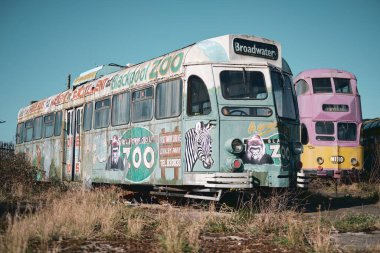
[
  {"xmin": 297, "ymin": 170, "xmax": 312, "ymax": 188},
  {"xmin": 204, "ymin": 172, "xmax": 254, "ymax": 188},
  {"xmin": 203, "ymin": 166, "xmax": 294, "ymax": 188}
]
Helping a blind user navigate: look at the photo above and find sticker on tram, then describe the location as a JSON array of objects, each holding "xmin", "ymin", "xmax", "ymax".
[
  {"xmin": 242, "ymin": 134, "xmax": 274, "ymax": 165},
  {"xmin": 108, "ymin": 127, "xmax": 158, "ymax": 182},
  {"xmin": 242, "ymin": 133, "xmax": 290, "ymax": 167}
]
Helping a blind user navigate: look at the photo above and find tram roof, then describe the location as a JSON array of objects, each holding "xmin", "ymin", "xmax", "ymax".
[
  {"xmin": 294, "ymin": 68, "xmax": 357, "ymax": 82},
  {"xmin": 17, "ymin": 34, "xmax": 283, "ymax": 121}
]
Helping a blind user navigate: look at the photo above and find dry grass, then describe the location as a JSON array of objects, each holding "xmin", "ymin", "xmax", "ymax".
[
  {"xmin": 243, "ymin": 192, "xmax": 336, "ymax": 252},
  {"xmin": 0, "ymin": 187, "xmax": 148, "ymax": 253},
  {"xmin": 156, "ymin": 206, "xmax": 207, "ymax": 253},
  {"xmin": 1, "ymin": 153, "xmax": 378, "ymax": 252}
]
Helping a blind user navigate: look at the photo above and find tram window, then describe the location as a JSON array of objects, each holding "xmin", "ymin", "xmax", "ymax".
[
  {"xmin": 94, "ymin": 98, "xmax": 111, "ymax": 129},
  {"xmin": 132, "ymin": 87, "xmax": 153, "ymax": 123},
  {"xmin": 315, "ymin": 121, "xmax": 334, "ymax": 135},
  {"xmin": 295, "ymin": 79, "xmax": 309, "ymax": 96},
  {"xmin": 112, "ymin": 92, "xmax": 130, "ymax": 126},
  {"xmin": 66, "ymin": 111, "xmax": 72, "ymax": 135},
  {"xmin": 54, "ymin": 111, "xmax": 62, "ymax": 136},
  {"xmin": 156, "ymin": 79, "xmax": 182, "ymax": 119},
  {"xmin": 312, "ymin": 78, "xmax": 332, "ymax": 93},
  {"xmin": 33, "ymin": 116, "xmax": 43, "ymax": 140},
  {"xmin": 187, "ymin": 76, "xmax": 211, "ymax": 115},
  {"xmin": 301, "ymin": 124, "xmax": 309, "ymax": 145},
  {"xmin": 16, "ymin": 123, "xmax": 24, "ymax": 144},
  {"xmin": 338, "ymin": 123, "xmax": 357, "ymax": 141},
  {"xmin": 25, "ymin": 120, "xmax": 33, "ymax": 142},
  {"xmin": 76, "ymin": 109, "xmax": 81, "ymax": 134},
  {"xmin": 334, "ymin": 78, "xmax": 352, "ymax": 94},
  {"xmin": 220, "ymin": 71, "xmax": 267, "ymax": 99},
  {"xmin": 271, "ymin": 71, "xmax": 298, "ymax": 120},
  {"xmin": 43, "ymin": 113, "xmax": 54, "ymax": 138},
  {"xmin": 83, "ymin": 102, "xmax": 93, "ymax": 131},
  {"xmin": 222, "ymin": 106, "xmax": 272, "ymax": 117}
]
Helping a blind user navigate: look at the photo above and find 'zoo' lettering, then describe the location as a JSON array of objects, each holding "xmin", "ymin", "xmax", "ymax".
[
  {"xmin": 269, "ymin": 145, "xmax": 281, "ymax": 158},
  {"xmin": 149, "ymin": 52, "xmax": 184, "ymax": 80},
  {"xmin": 122, "ymin": 146, "xmax": 155, "ymax": 169}
]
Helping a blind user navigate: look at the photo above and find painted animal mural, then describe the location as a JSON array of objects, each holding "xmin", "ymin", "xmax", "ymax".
[
  {"xmin": 243, "ymin": 134, "xmax": 274, "ymax": 165},
  {"xmin": 185, "ymin": 121, "xmax": 215, "ymax": 172}
]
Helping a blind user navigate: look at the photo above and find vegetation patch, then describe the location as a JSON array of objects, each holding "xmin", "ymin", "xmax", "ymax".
[{"xmin": 333, "ymin": 214, "xmax": 379, "ymax": 233}]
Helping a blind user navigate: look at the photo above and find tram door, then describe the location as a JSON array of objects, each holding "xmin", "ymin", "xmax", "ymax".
[
  {"xmin": 64, "ymin": 107, "xmax": 83, "ymax": 181},
  {"xmin": 183, "ymin": 65, "xmax": 219, "ymax": 173}
]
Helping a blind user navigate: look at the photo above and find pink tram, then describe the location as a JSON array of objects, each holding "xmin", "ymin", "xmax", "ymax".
[{"xmin": 294, "ymin": 69, "xmax": 363, "ymax": 179}]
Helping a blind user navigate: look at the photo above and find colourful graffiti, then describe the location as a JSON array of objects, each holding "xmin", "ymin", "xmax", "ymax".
[{"xmin": 244, "ymin": 122, "xmax": 291, "ymax": 167}]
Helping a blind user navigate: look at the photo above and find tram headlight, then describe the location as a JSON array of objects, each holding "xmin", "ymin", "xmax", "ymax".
[
  {"xmin": 293, "ymin": 142, "xmax": 303, "ymax": 155},
  {"xmin": 226, "ymin": 157, "xmax": 243, "ymax": 171},
  {"xmin": 317, "ymin": 157, "xmax": 324, "ymax": 165},
  {"xmin": 225, "ymin": 138, "xmax": 244, "ymax": 154},
  {"xmin": 351, "ymin": 158, "xmax": 358, "ymax": 166}
]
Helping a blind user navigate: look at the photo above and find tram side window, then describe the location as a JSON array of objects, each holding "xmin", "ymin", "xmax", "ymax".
[
  {"xmin": 315, "ymin": 121, "xmax": 335, "ymax": 141},
  {"xmin": 312, "ymin": 78, "xmax": 332, "ymax": 93},
  {"xmin": 187, "ymin": 76, "xmax": 211, "ymax": 115},
  {"xmin": 295, "ymin": 79, "xmax": 309, "ymax": 96},
  {"xmin": 76, "ymin": 109, "xmax": 81, "ymax": 134},
  {"xmin": 25, "ymin": 120, "xmax": 33, "ymax": 142},
  {"xmin": 271, "ymin": 71, "xmax": 297, "ymax": 120},
  {"xmin": 33, "ymin": 116, "xmax": 43, "ymax": 140},
  {"xmin": 334, "ymin": 78, "xmax": 352, "ymax": 94},
  {"xmin": 43, "ymin": 113, "xmax": 54, "ymax": 138},
  {"xmin": 156, "ymin": 79, "xmax": 182, "ymax": 119},
  {"xmin": 112, "ymin": 92, "xmax": 130, "ymax": 126},
  {"xmin": 301, "ymin": 124, "xmax": 309, "ymax": 145},
  {"xmin": 54, "ymin": 111, "xmax": 62, "ymax": 136},
  {"xmin": 16, "ymin": 123, "xmax": 24, "ymax": 144},
  {"xmin": 132, "ymin": 87, "xmax": 153, "ymax": 123},
  {"xmin": 95, "ymin": 99, "xmax": 111, "ymax": 129},
  {"xmin": 338, "ymin": 123, "xmax": 356, "ymax": 141},
  {"xmin": 83, "ymin": 102, "xmax": 93, "ymax": 131}
]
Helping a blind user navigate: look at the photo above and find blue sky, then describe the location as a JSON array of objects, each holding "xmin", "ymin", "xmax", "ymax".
[{"xmin": 0, "ymin": 0, "xmax": 379, "ymax": 142}]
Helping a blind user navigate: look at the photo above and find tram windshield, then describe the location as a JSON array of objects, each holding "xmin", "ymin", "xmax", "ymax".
[
  {"xmin": 220, "ymin": 70, "xmax": 268, "ymax": 99},
  {"xmin": 270, "ymin": 69, "xmax": 298, "ymax": 120},
  {"xmin": 338, "ymin": 122, "xmax": 357, "ymax": 141}
]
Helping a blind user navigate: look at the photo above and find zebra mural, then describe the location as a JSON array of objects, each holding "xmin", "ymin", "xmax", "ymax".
[{"xmin": 185, "ymin": 121, "xmax": 215, "ymax": 172}]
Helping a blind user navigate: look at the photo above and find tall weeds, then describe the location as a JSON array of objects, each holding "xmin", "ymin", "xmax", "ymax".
[
  {"xmin": 157, "ymin": 207, "xmax": 207, "ymax": 253},
  {"xmin": 0, "ymin": 187, "xmax": 147, "ymax": 253}
]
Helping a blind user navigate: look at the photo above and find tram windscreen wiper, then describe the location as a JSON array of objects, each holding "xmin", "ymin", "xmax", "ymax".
[{"xmin": 243, "ymin": 68, "xmax": 248, "ymax": 95}]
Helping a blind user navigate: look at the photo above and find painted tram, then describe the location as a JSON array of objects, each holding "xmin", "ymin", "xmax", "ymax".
[
  {"xmin": 16, "ymin": 35, "xmax": 307, "ymax": 200},
  {"xmin": 293, "ymin": 69, "xmax": 363, "ymax": 179}
]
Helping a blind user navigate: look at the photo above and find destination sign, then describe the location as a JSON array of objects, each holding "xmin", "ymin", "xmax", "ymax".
[
  {"xmin": 233, "ymin": 38, "xmax": 278, "ymax": 60},
  {"xmin": 322, "ymin": 104, "xmax": 349, "ymax": 112}
]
